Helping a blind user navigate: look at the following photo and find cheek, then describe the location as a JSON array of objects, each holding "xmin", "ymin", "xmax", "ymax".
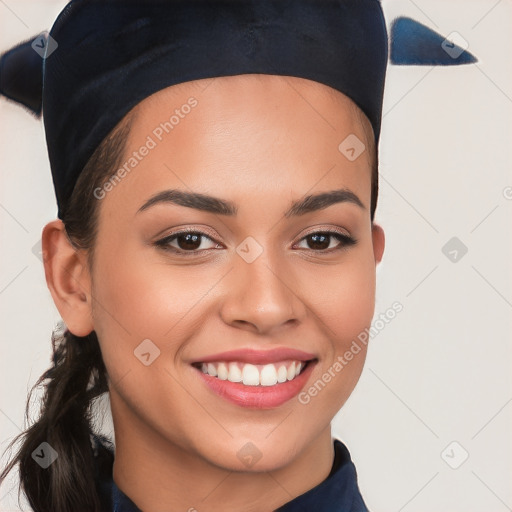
[
  {"xmin": 296, "ymin": 250, "xmax": 375, "ymax": 418},
  {"xmin": 336, "ymin": 266, "xmax": 375, "ymax": 344},
  {"xmin": 89, "ymin": 244, "xmax": 221, "ymax": 363},
  {"xmin": 307, "ymin": 249, "xmax": 376, "ymax": 348},
  {"xmin": 89, "ymin": 251, "xmax": 197, "ymax": 429}
]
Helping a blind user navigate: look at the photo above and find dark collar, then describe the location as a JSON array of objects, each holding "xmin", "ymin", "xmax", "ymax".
[{"xmin": 97, "ymin": 439, "xmax": 368, "ymax": 512}]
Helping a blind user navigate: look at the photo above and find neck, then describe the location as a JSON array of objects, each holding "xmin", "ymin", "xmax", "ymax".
[{"xmin": 111, "ymin": 395, "xmax": 334, "ymax": 512}]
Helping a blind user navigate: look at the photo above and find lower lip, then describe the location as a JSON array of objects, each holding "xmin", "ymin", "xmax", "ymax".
[{"xmin": 194, "ymin": 362, "xmax": 316, "ymax": 409}]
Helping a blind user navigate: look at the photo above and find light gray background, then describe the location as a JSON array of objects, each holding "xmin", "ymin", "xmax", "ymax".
[{"xmin": 1, "ymin": 1, "xmax": 511, "ymax": 510}]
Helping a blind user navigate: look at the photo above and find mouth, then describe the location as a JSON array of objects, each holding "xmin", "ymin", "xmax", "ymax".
[
  {"xmin": 192, "ymin": 359, "xmax": 311, "ymax": 386},
  {"xmin": 190, "ymin": 349, "xmax": 317, "ymax": 409}
]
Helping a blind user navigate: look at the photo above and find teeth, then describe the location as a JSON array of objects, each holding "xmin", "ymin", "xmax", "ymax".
[
  {"xmin": 260, "ymin": 364, "xmax": 278, "ymax": 386},
  {"xmin": 217, "ymin": 362, "xmax": 228, "ymax": 380},
  {"xmin": 207, "ymin": 363, "xmax": 217, "ymax": 377},
  {"xmin": 199, "ymin": 360, "xmax": 307, "ymax": 386},
  {"xmin": 287, "ymin": 362, "xmax": 296, "ymax": 381},
  {"xmin": 228, "ymin": 362, "xmax": 242, "ymax": 382},
  {"xmin": 242, "ymin": 364, "xmax": 260, "ymax": 386},
  {"xmin": 277, "ymin": 365, "xmax": 288, "ymax": 383}
]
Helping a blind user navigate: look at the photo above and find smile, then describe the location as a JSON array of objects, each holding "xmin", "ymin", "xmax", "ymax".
[
  {"xmin": 190, "ymin": 348, "xmax": 317, "ymax": 409},
  {"xmin": 197, "ymin": 360, "xmax": 307, "ymax": 386}
]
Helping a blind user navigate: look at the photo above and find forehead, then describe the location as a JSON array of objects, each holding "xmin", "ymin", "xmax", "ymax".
[
  {"xmin": 131, "ymin": 74, "xmax": 370, "ymax": 147},
  {"xmin": 135, "ymin": 73, "xmax": 365, "ymax": 130},
  {"xmin": 102, "ymin": 74, "xmax": 373, "ymax": 217}
]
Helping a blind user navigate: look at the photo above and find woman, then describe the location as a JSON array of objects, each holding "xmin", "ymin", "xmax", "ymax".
[{"xmin": 0, "ymin": 1, "xmax": 387, "ymax": 510}]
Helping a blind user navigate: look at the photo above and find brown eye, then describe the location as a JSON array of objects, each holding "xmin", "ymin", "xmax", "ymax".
[
  {"xmin": 175, "ymin": 232, "xmax": 202, "ymax": 250},
  {"xmin": 296, "ymin": 231, "xmax": 356, "ymax": 252},
  {"xmin": 306, "ymin": 233, "xmax": 331, "ymax": 250},
  {"xmin": 155, "ymin": 230, "xmax": 220, "ymax": 254}
]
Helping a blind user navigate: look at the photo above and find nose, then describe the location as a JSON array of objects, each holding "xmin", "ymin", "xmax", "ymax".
[{"xmin": 220, "ymin": 251, "xmax": 306, "ymax": 335}]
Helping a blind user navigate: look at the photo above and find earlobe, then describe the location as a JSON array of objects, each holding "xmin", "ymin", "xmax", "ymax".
[
  {"xmin": 371, "ymin": 223, "xmax": 385, "ymax": 264},
  {"xmin": 42, "ymin": 220, "xmax": 94, "ymax": 336}
]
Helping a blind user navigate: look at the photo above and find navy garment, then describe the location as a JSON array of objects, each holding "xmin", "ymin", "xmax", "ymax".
[{"xmin": 95, "ymin": 438, "xmax": 369, "ymax": 512}]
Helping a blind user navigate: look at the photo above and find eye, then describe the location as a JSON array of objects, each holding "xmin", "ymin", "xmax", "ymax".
[
  {"xmin": 154, "ymin": 227, "xmax": 356, "ymax": 256},
  {"xmin": 155, "ymin": 229, "xmax": 221, "ymax": 255},
  {"xmin": 294, "ymin": 230, "xmax": 356, "ymax": 252}
]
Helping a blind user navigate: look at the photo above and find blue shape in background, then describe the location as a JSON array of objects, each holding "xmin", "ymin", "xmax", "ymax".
[{"xmin": 390, "ymin": 17, "xmax": 477, "ymax": 65}]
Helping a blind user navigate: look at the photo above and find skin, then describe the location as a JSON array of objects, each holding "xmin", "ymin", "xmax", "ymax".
[{"xmin": 42, "ymin": 74, "xmax": 384, "ymax": 512}]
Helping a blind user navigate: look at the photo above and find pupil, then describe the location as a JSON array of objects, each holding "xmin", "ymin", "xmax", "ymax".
[
  {"xmin": 178, "ymin": 233, "xmax": 201, "ymax": 250},
  {"xmin": 309, "ymin": 233, "xmax": 329, "ymax": 250}
]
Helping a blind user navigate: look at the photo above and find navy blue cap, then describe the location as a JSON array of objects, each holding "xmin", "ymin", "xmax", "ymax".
[{"xmin": 2, "ymin": 0, "xmax": 389, "ymax": 218}]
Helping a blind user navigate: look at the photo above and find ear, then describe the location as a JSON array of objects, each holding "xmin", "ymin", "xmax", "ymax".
[
  {"xmin": 42, "ymin": 219, "xmax": 94, "ymax": 336},
  {"xmin": 371, "ymin": 223, "xmax": 385, "ymax": 264}
]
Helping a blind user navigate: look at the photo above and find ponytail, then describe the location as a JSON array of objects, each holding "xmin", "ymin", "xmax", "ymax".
[{"xmin": 0, "ymin": 327, "xmax": 113, "ymax": 512}]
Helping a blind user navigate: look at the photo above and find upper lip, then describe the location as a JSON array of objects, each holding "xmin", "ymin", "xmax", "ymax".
[{"xmin": 191, "ymin": 348, "xmax": 317, "ymax": 365}]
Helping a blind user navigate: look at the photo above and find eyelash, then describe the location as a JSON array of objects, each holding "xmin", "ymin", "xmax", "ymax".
[{"xmin": 154, "ymin": 227, "xmax": 357, "ymax": 256}]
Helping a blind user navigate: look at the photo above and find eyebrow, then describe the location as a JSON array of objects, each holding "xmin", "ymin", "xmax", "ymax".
[{"xmin": 137, "ymin": 188, "xmax": 365, "ymax": 217}]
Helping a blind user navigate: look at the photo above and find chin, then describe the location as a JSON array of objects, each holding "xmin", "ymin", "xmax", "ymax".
[{"xmin": 198, "ymin": 433, "xmax": 310, "ymax": 473}]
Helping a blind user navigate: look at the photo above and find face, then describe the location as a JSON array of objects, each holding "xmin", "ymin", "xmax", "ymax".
[{"xmin": 85, "ymin": 74, "xmax": 384, "ymax": 471}]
